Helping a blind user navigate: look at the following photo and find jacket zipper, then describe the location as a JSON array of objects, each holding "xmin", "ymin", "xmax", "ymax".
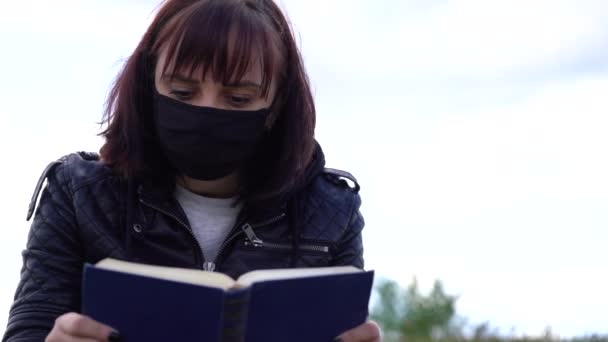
[
  {"xmin": 211, "ymin": 213, "xmax": 286, "ymax": 271},
  {"xmin": 242, "ymin": 235, "xmax": 330, "ymax": 253},
  {"xmin": 139, "ymin": 198, "xmax": 206, "ymax": 269},
  {"xmin": 240, "ymin": 219, "xmax": 330, "ymax": 253}
]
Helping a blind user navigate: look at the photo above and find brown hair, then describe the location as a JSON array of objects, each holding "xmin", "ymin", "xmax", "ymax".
[{"xmin": 99, "ymin": 0, "xmax": 316, "ymax": 204}]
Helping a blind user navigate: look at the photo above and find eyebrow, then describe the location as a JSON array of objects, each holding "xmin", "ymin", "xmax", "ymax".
[
  {"xmin": 224, "ymin": 80, "xmax": 262, "ymax": 89},
  {"xmin": 161, "ymin": 73, "xmax": 199, "ymax": 85},
  {"xmin": 162, "ymin": 73, "xmax": 262, "ymax": 89}
]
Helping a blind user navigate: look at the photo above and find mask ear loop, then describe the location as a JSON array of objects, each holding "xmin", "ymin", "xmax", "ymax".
[{"xmin": 264, "ymin": 86, "xmax": 284, "ymax": 130}]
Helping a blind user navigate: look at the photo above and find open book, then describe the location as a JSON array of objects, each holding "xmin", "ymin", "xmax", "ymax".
[{"xmin": 82, "ymin": 258, "xmax": 374, "ymax": 342}]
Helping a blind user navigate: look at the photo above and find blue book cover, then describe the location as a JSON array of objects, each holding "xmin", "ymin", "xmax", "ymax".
[{"xmin": 82, "ymin": 259, "xmax": 374, "ymax": 342}]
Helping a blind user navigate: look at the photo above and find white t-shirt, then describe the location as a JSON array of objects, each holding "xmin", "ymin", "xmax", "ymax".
[{"xmin": 174, "ymin": 184, "xmax": 243, "ymax": 263}]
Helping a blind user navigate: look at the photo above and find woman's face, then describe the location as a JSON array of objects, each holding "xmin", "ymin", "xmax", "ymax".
[{"xmin": 154, "ymin": 47, "xmax": 278, "ymax": 111}]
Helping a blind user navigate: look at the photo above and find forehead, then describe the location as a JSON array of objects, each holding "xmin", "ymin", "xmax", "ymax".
[
  {"xmin": 150, "ymin": 3, "xmax": 284, "ymax": 96},
  {"xmin": 155, "ymin": 43, "xmax": 265, "ymax": 83}
]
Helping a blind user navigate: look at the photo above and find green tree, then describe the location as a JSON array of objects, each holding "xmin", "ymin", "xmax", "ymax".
[
  {"xmin": 370, "ymin": 278, "xmax": 608, "ymax": 342},
  {"xmin": 371, "ymin": 278, "xmax": 460, "ymax": 341},
  {"xmin": 370, "ymin": 279, "xmax": 406, "ymax": 341}
]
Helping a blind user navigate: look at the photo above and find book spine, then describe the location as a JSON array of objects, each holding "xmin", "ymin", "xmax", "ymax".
[{"xmin": 220, "ymin": 290, "xmax": 251, "ymax": 342}]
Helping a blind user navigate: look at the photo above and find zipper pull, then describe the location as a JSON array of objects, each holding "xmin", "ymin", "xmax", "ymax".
[
  {"xmin": 203, "ymin": 261, "xmax": 216, "ymax": 272},
  {"xmin": 241, "ymin": 223, "xmax": 263, "ymax": 247}
]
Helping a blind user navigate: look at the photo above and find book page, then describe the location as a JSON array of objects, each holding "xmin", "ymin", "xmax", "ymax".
[
  {"xmin": 96, "ymin": 258, "xmax": 236, "ymax": 290},
  {"xmin": 236, "ymin": 266, "xmax": 361, "ymax": 287}
]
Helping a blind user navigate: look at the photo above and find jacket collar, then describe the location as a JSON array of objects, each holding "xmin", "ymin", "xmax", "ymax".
[{"xmin": 136, "ymin": 141, "xmax": 327, "ymax": 220}]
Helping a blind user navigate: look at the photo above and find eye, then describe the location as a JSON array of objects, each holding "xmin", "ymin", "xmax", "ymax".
[
  {"xmin": 227, "ymin": 94, "xmax": 253, "ymax": 107},
  {"xmin": 169, "ymin": 89, "xmax": 194, "ymax": 101}
]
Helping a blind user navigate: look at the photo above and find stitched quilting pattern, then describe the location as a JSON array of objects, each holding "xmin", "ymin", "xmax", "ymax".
[{"xmin": 3, "ymin": 154, "xmax": 365, "ymax": 341}]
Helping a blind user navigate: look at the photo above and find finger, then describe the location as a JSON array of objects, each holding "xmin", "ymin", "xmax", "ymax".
[
  {"xmin": 47, "ymin": 333, "xmax": 102, "ymax": 342},
  {"xmin": 336, "ymin": 321, "xmax": 381, "ymax": 342},
  {"xmin": 56, "ymin": 313, "xmax": 118, "ymax": 340},
  {"xmin": 46, "ymin": 327, "xmax": 103, "ymax": 342}
]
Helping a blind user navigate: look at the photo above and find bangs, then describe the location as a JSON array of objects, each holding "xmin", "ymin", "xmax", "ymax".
[
  {"xmin": 101, "ymin": 0, "xmax": 316, "ymax": 201},
  {"xmin": 151, "ymin": 0, "xmax": 282, "ymax": 98}
]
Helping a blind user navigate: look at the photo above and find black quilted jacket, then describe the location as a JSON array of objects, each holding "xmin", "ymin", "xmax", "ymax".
[{"xmin": 3, "ymin": 147, "xmax": 364, "ymax": 341}]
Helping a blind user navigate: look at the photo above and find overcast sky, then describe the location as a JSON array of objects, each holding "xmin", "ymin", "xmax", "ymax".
[{"xmin": 1, "ymin": 0, "xmax": 607, "ymax": 337}]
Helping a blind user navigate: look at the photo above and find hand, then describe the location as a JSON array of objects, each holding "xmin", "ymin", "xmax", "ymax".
[
  {"xmin": 335, "ymin": 320, "xmax": 382, "ymax": 342},
  {"xmin": 46, "ymin": 312, "xmax": 121, "ymax": 342}
]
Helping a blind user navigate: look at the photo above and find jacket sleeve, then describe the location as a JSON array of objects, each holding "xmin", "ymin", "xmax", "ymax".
[
  {"xmin": 330, "ymin": 192, "xmax": 365, "ymax": 269},
  {"xmin": 3, "ymin": 162, "xmax": 84, "ymax": 342}
]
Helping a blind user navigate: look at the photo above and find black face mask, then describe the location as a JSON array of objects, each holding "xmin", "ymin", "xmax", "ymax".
[{"xmin": 153, "ymin": 91, "xmax": 270, "ymax": 181}]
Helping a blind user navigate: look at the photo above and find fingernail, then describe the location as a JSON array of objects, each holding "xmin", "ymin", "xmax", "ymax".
[{"xmin": 108, "ymin": 331, "xmax": 122, "ymax": 342}]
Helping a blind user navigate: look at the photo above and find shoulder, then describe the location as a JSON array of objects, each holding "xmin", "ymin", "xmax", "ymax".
[
  {"xmin": 303, "ymin": 168, "xmax": 362, "ymax": 217},
  {"xmin": 321, "ymin": 168, "xmax": 360, "ymax": 193},
  {"xmin": 293, "ymin": 167, "xmax": 362, "ymax": 241},
  {"xmin": 48, "ymin": 152, "xmax": 113, "ymax": 189},
  {"xmin": 310, "ymin": 167, "xmax": 360, "ymax": 199},
  {"xmin": 27, "ymin": 152, "xmax": 117, "ymax": 220}
]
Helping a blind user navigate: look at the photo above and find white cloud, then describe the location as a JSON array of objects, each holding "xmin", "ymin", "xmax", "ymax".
[
  {"xmin": 281, "ymin": 0, "xmax": 608, "ymax": 79},
  {"xmin": 0, "ymin": 0, "xmax": 156, "ymax": 51}
]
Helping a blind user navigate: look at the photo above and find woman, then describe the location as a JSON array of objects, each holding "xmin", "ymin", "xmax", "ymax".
[{"xmin": 3, "ymin": 0, "xmax": 380, "ymax": 341}]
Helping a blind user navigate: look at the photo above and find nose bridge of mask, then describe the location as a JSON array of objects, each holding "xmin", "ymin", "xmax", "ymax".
[
  {"xmin": 182, "ymin": 104, "xmax": 270, "ymax": 140},
  {"xmin": 155, "ymin": 92, "xmax": 269, "ymax": 131}
]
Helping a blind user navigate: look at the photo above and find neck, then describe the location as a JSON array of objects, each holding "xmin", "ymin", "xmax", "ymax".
[{"xmin": 176, "ymin": 172, "xmax": 240, "ymax": 198}]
